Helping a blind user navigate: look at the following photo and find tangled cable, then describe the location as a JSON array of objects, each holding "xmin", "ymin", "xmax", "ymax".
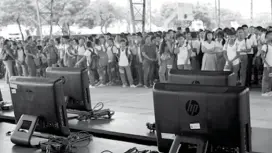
[
  {"xmin": 77, "ymin": 102, "xmax": 115, "ymax": 121},
  {"xmin": 101, "ymin": 147, "xmax": 159, "ymax": 153},
  {"xmin": 39, "ymin": 131, "xmax": 92, "ymax": 153}
]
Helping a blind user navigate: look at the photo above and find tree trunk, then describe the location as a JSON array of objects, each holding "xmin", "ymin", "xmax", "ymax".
[{"xmin": 16, "ymin": 17, "xmax": 24, "ymax": 41}]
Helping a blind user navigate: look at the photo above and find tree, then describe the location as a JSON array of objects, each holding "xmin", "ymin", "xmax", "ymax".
[{"xmin": 0, "ymin": 0, "xmax": 37, "ymax": 39}]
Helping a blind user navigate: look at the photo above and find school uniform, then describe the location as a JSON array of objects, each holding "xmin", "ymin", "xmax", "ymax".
[
  {"xmin": 246, "ymin": 34, "xmax": 258, "ymax": 87},
  {"xmin": 215, "ymin": 39, "xmax": 226, "ymax": 71},
  {"xmin": 190, "ymin": 40, "xmax": 201, "ymax": 70},
  {"xmin": 236, "ymin": 39, "xmax": 251, "ymax": 86},
  {"xmin": 176, "ymin": 43, "xmax": 191, "ymax": 70},
  {"xmin": 261, "ymin": 44, "xmax": 272, "ymax": 94},
  {"xmin": 118, "ymin": 48, "xmax": 134, "ymax": 86},
  {"xmin": 223, "ymin": 42, "xmax": 240, "ymax": 81},
  {"xmin": 201, "ymin": 41, "xmax": 217, "ymax": 71},
  {"xmin": 25, "ymin": 42, "xmax": 38, "ymax": 76},
  {"xmin": 106, "ymin": 45, "xmax": 118, "ymax": 84}
]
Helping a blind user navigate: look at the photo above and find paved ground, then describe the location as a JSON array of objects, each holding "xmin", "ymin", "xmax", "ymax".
[{"xmin": 0, "ymin": 81, "xmax": 271, "ymax": 129}]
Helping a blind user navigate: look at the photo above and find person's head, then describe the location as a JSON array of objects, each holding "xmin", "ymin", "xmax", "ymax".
[
  {"xmin": 107, "ymin": 38, "xmax": 114, "ymax": 46},
  {"xmin": 48, "ymin": 39, "xmax": 55, "ymax": 46},
  {"xmin": 227, "ymin": 29, "xmax": 237, "ymax": 43},
  {"xmin": 145, "ymin": 36, "xmax": 152, "ymax": 45},
  {"xmin": 249, "ymin": 26, "xmax": 255, "ymax": 34},
  {"xmin": 186, "ymin": 32, "xmax": 192, "ymax": 40},
  {"xmin": 237, "ymin": 27, "xmax": 245, "ymax": 39},
  {"xmin": 120, "ymin": 39, "xmax": 127, "ymax": 49},
  {"xmin": 68, "ymin": 39, "xmax": 74, "ymax": 46},
  {"xmin": 86, "ymin": 41, "xmax": 93, "ymax": 48},
  {"xmin": 204, "ymin": 31, "xmax": 213, "ymax": 41},
  {"xmin": 168, "ymin": 29, "xmax": 174, "ymax": 38},
  {"xmin": 265, "ymin": 31, "xmax": 272, "ymax": 42},
  {"xmin": 105, "ymin": 33, "xmax": 111, "ymax": 40},
  {"xmin": 94, "ymin": 38, "xmax": 100, "ymax": 46},
  {"xmin": 151, "ymin": 36, "xmax": 156, "ymax": 44},
  {"xmin": 216, "ymin": 31, "xmax": 224, "ymax": 40},
  {"xmin": 176, "ymin": 33, "xmax": 186, "ymax": 45},
  {"xmin": 79, "ymin": 38, "xmax": 85, "ymax": 46},
  {"xmin": 99, "ymin": 36, "xmax": 105, "ymax": 44},
  {"xmin": 242, "ymin": 24, "xmax": 249, "ymax": 36},
  {"xmin": 199, "ymin": 30, "xmax": 206, "ymax": 40},
  {"xmin": 177, "ymin": 27, "xmax": 182, "ymax": 33},
  {"xmin": 191, "ymin": 32, "xmax": 198, "ymax": 40},
  {"xmin": 26, "ymin": 36, "xmax": 33, "ymax": 43}
]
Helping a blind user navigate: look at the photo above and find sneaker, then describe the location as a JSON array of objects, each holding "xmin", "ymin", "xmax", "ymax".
[
  {"xmin": 144, "ymin": 85, "xmax": 149, "ymax": 89},
  {"xmin": 130, "ymin": 85, "xmax": 136, "ymax": 88},
  {"xmin": 136, "ymin": 84, "xmax": 143, "ymax": 87},
  {"xmin": 122, "ymin": 85, "xmax": 127, "ymax": 88},
  {"xmin": 98, "ymin": 84, "xmax": 106, "ymax": 87},
  {"xmin": 89, "ymin": 85, "xmax": 95, "ymax": 89},
  {"xmin": 262, "ymin": 92, "xmax": 271, "ymax": 97}
]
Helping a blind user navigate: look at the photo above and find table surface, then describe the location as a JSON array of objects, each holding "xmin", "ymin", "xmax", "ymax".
[
  {"xmin": 0, "ymin": 111, "xmax": 271, "ymax": 153},
  {"xmin": 0, "ymin": 122, "xmax": 158, "ymax": 153}
]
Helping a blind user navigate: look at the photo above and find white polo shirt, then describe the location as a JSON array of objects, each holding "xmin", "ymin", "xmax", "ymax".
[
  {"xmin": 177, "ymin": 43, "xmax": 191, "ymax": 65},
  {"xmin": 223, "ymin": 42, "xmax": 240, "ymax": 66},
  {"xmin": 246, "ymin": 34, "xmax": 257, "ymax": 54},
  {"xmin": 261, "ymin": 44, "xmax": 272, "ymax": 67},
  {"xmin": 235, "ymin": 39, "xmax": 251, "ymax": 55}
]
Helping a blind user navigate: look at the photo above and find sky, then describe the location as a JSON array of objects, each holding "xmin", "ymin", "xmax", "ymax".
[{"xmin": 105, "ymin": 0, "xmax": 272, "ymax": 18}]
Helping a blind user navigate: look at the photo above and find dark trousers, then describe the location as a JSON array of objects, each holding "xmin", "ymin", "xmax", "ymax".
[
  {"xmin": 135, "ymin": 63, "xmax": 143, "ymax": 85},
  {"xmin": 143, "ymin": 60, "xmax": 155, "ymax": 86},
  {"xmin": 190, "ymin": 57, "xmax": 200, "ymax": 70},
  {"xmin": 107, "ymin": 62, "xmax": 116, "ymax": 83},
  {"xmin": 98, "ymin": 66, "xmax": 106, "ymax": 85},
  {"xmin": 262, "ymin": 67, "xmax": 272, "ymax": 93},
  {"xmin": 246, "ymin": 54, "xmax": 254, "ymax": 87}
]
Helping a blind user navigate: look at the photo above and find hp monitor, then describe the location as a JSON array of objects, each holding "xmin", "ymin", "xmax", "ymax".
[
  {"xmin": 153, "ymin": 83, "xmax": 251, "ymax": 153},
  {"xmin": 9, "ymin": 76, "xmax": 70, "ymax": 146},
  {"xmin": 46, "ymin": 67, "xmax": 91, "ymax": 111},
  {"xmin": 168, "ymin": 69, "xmax": 236, "ymax": 86}
]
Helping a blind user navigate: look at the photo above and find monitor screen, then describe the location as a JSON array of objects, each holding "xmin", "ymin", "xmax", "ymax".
[
  {"xmin": 168, "ymin": 69, "xmax": 236, "ymax": 86},
  {"xmin": 9, "ymin": 76, "xmax": 70, "ymax": 137},
  {"xmin": 153, "ymin": 83, "xmax": 251, "ymax": 150},
  {"xmin": 46, "ymin": 67, "xmax": 91, "ymax": 111}
]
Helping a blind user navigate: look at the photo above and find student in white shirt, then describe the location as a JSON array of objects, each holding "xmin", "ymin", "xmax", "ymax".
[
  {"xmin": 190, "ymin": 32, "xmax": 201, "ymax": 70},
  {"xmin": 223, "ymin": 30, "xmax": 240, "ymax": 81},
  {"xmin": 84, "ymin": 41, "xmax": 98, "ymax": 88},
  {"xmin": 261, "ymin": 31, "xmax": 272, "ymax": 96},
  {"xmin": 106, "ymin": 38, "xmax": 118, "ymax": 86},
  {"xmin": 242, "ymin": 25, "xmax": 258, "ymax": 87},
  {"xmin": 118, "ymin": 39, "xmax": 136, "ymax": 88},
  {"xmin": 201, "ymin": 31, "xmax": 217, "ymax": 71},
  {"xmin": 236, "ymin": 27, "xmax": 251, "ymax": 86},
  {"xmin": 215, "ymin": 31, "xmax": 226, "ymax": 71},
  {"xmin": 174, "ymin": 33, "xmax": 191, "ymax": 70},
  {"xmin": 75, "ymin": 38, "xmax": 87, "ymax": 68}
]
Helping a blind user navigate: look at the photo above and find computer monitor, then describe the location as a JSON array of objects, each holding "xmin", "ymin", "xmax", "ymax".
[
  {"xmin": 168, "ymin": 69, "xmax": 236, "ymax": 86},
  {"xmin": 153, "ymin": 83, "xmax": 251, "ymax": 153},
  {"xmin": 9, "ymin": 76, "xmax": 70, "ymax": 146},
  {"xmin": 46, "ymin": 67, "xmax": 91, "ymax": 111}
]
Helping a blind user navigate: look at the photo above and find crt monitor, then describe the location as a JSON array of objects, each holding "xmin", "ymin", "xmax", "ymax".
[
  {"xmin": 153, "ymin": 83, "xmax": 251, "ymax": 153},
  {"xmin": 168, "ymin": 69, "xmax": 236, "ymax": 86},
  {"xmin": 9, "ymin": 76, "xmax": 70, "ymax": 146},
  {"xmin": 46, "ymin": 67, "xmax": 91, "ymax": 111}
]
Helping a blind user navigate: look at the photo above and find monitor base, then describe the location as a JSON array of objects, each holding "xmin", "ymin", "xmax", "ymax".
[
  {"xmin": 10, "ymin": 114, "xmax": 39, "ymax": 146},
  {"xmin": 169, "ymin": 135, "xmax": 208, "ymax": 153}
]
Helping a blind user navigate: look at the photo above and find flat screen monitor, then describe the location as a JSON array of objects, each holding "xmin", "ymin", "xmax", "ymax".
[
  {"xmin": 46, "ymin": 67, "xmax": 91, "ymax": 111},
  {"xmin": 9, "ymin": 76, "xmax": 70, "ymax": 137},
  {"xmin": 168, "ymin": 69, "xmax": 236, "ymax": 86},
  {"xmin": 153, "ymin": 83, "xmax": 251, "ymax": 152}
]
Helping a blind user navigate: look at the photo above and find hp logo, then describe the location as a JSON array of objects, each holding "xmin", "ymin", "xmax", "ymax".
[{"xmin": 186, "ymin": 100, "xmax": 200, "ymax": 116}]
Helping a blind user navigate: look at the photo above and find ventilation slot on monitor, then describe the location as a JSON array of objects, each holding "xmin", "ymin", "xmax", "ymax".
[
  {"xmin": 245, "ymin": 123, "xmax": 250, "ymax": 152},
  {"xmin": 61, "ymin": 105, "xmax": 67, "ymax": 127},
  {"xmin": 85, "ymin": 88, "xmax": 90, "ymax": 104}
]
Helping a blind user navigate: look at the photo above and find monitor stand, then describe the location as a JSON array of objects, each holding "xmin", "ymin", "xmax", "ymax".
[
  {"xmin": 169, "ymin": 135, "xmax": 208, "ymax": 153},
  {"xmin": 10, "ymin": 114, "xmax": 39, "ymax": 146}
]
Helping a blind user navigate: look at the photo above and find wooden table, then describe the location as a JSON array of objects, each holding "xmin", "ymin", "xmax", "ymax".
[
  {"xmin": 0, "ymin": 111, "xmax": 271, "ymax": 153},
  {"xmin": 0, "ymin": 122, "xmax": 158, "ymax": 153}
]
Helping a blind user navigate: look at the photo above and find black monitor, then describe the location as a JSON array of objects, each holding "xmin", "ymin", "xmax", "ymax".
[
  {"xmin": 168, "ymin": 69, "xmax": 236, "ymax": 86},
  {"xmin": 153, "ymin": 83, "xmax": 251, "ymax": 153},
  {"xmin": 9, "ymin": 76, "xmax": 70, "ymax": 146},
  {"xmin": 46, "ymin": 67, "xmax": 91, "ymax": 111}
]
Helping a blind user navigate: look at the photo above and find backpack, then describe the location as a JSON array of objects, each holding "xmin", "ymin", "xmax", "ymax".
[
  {"xmin": 117, "ymin": 48, "xmax": 131, "ymax": 62},
  {"xmin": 88, "ymin": 48, "xmax": 99, "ymax": 70}
]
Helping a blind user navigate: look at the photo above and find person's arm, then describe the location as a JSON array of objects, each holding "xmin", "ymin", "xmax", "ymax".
[{"xmin": 261, "ymin": 45, "xmax": 270, "ymax": 68}]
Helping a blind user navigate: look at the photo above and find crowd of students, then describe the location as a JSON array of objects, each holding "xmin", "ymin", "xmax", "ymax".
[{"xmin": 0, "ymin": 25, "xmax": 272, "ymax": 96}]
